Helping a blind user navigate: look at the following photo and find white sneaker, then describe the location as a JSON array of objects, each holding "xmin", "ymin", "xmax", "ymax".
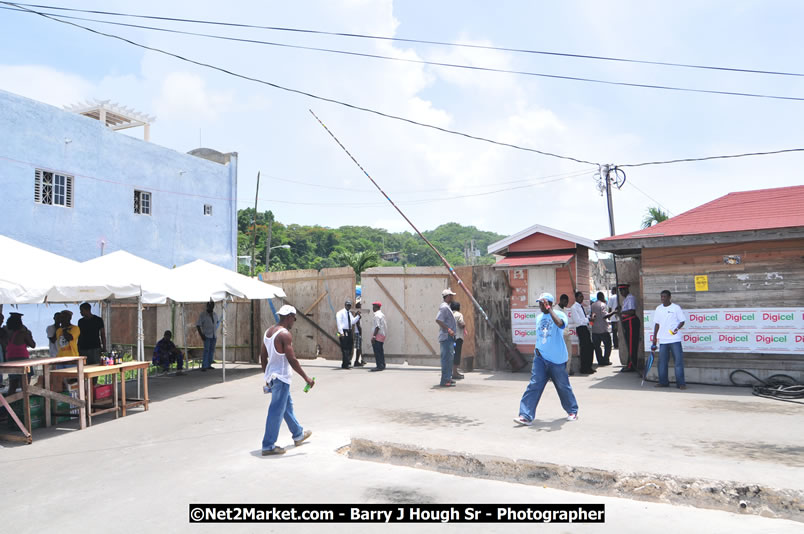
[
  {"xmin": 566, "ymin": 413, "xmax": 578, "ymax": 421},
  {"xmin": 513, "ymin": 416, "xmax": 533, "ymax": 426}
]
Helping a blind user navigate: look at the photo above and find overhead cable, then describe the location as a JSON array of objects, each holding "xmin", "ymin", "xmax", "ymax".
[
  {"xmin": 3, "ymin": 5, "xmax": 804, "ymax": 103},
  {"xmin": 8, "ymin": 2, "xmax": 804, "ymax": 79},
  {"xmin": 3, "ymin": 2, "xmax": 597, "ymax": 166}
]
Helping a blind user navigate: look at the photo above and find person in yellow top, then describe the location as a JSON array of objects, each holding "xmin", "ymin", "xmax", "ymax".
[{"xmin": 56, "ymin": 310, "xmax": 80, "ymax": 357}]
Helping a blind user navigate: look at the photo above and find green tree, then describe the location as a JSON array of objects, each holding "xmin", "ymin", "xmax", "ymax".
[
  {"xmin": 334, "ymin": 250, "xmax": 381, "ymax": 282},
  {"xmin": 641, "ymin": 206, "xmax": 669, "ymax": 229}
]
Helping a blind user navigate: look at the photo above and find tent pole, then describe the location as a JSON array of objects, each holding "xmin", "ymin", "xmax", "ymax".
[
  {"xmin": 137, "ymin": 294, "xmax": 143, "ymax": 398},
  {"xmin": 181, "ymin": 302, "xmax": 188, "ymax": 370},
  {"xmin": 222, "ymin": 300, "xmax": 227, "ymax": 383}
]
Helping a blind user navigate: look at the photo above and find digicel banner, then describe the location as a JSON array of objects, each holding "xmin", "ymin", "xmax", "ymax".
[
  {"xmin": 643, "ymin": 307, "xmax": 804, "ymax": 355},
  {"xmin": 511, "ymin": 309, "xmax": 578, "ymax": 345}
]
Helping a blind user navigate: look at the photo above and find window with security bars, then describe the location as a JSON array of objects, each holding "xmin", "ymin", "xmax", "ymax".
[
  {"xmin": 203, "ymin": 204, "xmax": 212, "ymax": 216},
  {"xmin": 34, "ymin": 169, "xmax": 73, "ymax": 207},
  {"xmin": 134, "ymin": 190, "xmax": 152, "ymax": 215}
]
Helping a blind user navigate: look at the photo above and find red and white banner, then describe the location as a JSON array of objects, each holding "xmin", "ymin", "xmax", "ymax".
[
  {"xmin": 643, "ymin": 308, "xmax": 804, "ymax": 354},
  {"xmin": 512, "ymin": 308, "xmax": 578, "ymax": 345}
]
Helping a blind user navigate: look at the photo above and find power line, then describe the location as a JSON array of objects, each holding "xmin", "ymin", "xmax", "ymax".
[
  {"xmin": 620, "ymin": 148, "xmax": 804, "ymax": 168},
  {"xmin": 8, "ymin": 2, "xmax": 804, "ymax": 79},
  {"xmin": 3, "ymin": 2, "xmax": 598, "ymax": 166},
  {"xmin": 3, "ymin": 5, "xmax": 804, "ymax": 103},
  {"xmin": 4, "ymin": 3, "xmax": 804, "ymax": 171}
]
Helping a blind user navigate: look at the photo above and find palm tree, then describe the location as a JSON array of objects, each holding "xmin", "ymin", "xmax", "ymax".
[
  {"xmin": 335, "ymin": 250, "xmax": 380, "ymax": 282},
  {"xmin": 641, "ymin": 206, "xmax": 669, "ymax": 229}
]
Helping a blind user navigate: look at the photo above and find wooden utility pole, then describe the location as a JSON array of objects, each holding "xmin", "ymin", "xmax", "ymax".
[{"xmin": 249, "ymin": 171, "xmax": 261, "ymax": 277}]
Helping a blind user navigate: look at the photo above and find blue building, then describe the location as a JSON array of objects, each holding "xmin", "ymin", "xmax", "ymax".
[{"xmin": 0, "ymin": 89, "xmax": 238, "ymax": 342}]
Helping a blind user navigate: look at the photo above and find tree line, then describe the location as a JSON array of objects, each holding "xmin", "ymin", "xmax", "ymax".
[{"xmin": 237, "ymin": 208, "xmax": 504, "ymax": 276}]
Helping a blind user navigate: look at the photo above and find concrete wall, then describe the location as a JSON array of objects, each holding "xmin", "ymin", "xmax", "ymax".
[{"xmin": 0, "ymin": 89, "xmax": 238, "ymax": 345}]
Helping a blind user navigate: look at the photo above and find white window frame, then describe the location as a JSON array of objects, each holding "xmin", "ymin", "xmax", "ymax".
[
  {"xmin": 34, "ymin": 169, "xmax": 73, "ymax": 207},
  {"xmin": 134, "ymin": 190, "xmax": 152, "ymax": 215},
  {"xmin": 203, "ymin": 204, "xmax": 213, "ymax": 216}
]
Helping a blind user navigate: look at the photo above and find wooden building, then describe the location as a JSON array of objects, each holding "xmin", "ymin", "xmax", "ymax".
[
  {"xmin": 597, "ymin": 185, "xmax": 804, "ymax": 383},
  {"xmin": 488, "ymin": 224, "xmax": 596, "ymax": 358}
]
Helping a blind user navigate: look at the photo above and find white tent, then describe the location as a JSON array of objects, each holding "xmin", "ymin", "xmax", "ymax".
[
  {"xmin": 0, "ymin": 235, "xmax": 80, "ymax": 304},
  {"xmin": 168, "ymin": 259, "xmax": 286, "ymax": 381}
]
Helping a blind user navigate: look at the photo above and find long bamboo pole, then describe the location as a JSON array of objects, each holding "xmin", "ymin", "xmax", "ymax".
[{"xmin": 310, "ymin": 110, "xmax": 525, "ymax": 371}]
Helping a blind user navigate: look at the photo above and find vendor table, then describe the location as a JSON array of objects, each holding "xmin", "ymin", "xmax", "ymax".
[
  {"xmin": 0, "ymin": 356, "xmax": 87, "ymax": 444},
  {"xmin": 50, "ymin": 360, "xmax": 150, "ymax": 425}
]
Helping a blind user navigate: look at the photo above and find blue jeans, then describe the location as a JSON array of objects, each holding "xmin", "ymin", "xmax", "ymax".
[
  {"xmin": 439, "ymin": 339, "xmax": 454, "ymax": 385},
  {"xmin": 202, "ymin": 337, "xmax": 216, "ymax": 368},
  {"xmin": 658, "ymin": 342, "xmax": 686, "ymax": 387},
  {"xmin": 519, "ymin": 353, "xmax": 579, "ymax": 421},
  {"xmin": 261, "ymin": 379, "xmax": 304, "ymax": 451}
]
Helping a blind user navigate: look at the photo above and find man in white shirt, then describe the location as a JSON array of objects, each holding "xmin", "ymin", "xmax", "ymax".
[
  {"xmin": 570, "ymin": 292, "xmax": 595, "ymax": 374},
  {"xmin": 335, "ymin": 299, "xmax": 360, "ymax": 369},
  {"xmin": 651, "ymin": 290, "xmax": 687, "ymax": 389},
  {"xmin": 607, "ymin": 286, "xmax": 619, "ymax": 349},
  {"xmin": 616, "ymin": 283, "xmax": 640, "ymax": 373},
  {"xmin": 370, "ymin": 301, "xmax": 387, "ymax": 372},
  {"xmin": 557, "ymin": 294, "xmax": 575, "ymax": 375}
]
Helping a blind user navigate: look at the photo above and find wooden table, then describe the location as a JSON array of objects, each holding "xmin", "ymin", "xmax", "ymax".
[
  {"xmin": 50, "ymin": 360, "xmax": 151, "ymax": 425},
  {"xmin": 0, "ymin": 356, "xmax": 87, "ymax": 444}
]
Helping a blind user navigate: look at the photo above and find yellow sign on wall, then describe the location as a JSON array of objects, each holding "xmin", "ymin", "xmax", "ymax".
[{"xmin": 694, "ymin": 275, "xmax": 709, "ymax": 292}]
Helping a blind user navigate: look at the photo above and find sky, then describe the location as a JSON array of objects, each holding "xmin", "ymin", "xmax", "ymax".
[{"xmin": 1, "ymin": 0, "xmax": 803, "ymax": 243}]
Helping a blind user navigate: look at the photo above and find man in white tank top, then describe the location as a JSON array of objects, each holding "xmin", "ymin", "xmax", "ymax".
[{"xmin": 260, "ymin": 305, "xmax": 315, "ymax": 455}]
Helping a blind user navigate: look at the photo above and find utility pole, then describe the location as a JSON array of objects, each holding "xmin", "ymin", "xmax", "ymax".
[
  {"xmin": 264, "ymin": 220, "xmax": 273, "ymax": 269},
  {"xmin": 249, "ymin": 171, "xmax": 261, "ymax": 277},
  {"xmin": 602, "ymin": 164, "xmax": 616, "ymax": 237}
]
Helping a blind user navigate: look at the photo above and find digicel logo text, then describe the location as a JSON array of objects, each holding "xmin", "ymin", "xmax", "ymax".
[
  {"xmin": 796, "ymin": 335, "xmax": 804, "ymax": 343},
  {"xmin": 762, "ymin": 312, "xmax": 794, "ymax": 323},
  {"xmin": 513, "ymin": 312, "xmax": 538, "ymax": 321},
  {"xmin": 755, "ymin": 334, "xmax": 787, "ymax": 344},
  {"xmin": 689, "ymin": 313, "xmax": 718, "ymax": 323},
  {"xmin": 514, "ymin": 329, "xmax": 538, "ymax": 336},
  {"xmin": 719, "ymin": 334, "xmax": 749, "ymax": 343},
  {"xmin": 724, "ymin": 313, "xmax": 755, "ymax": 322},
  {"xmin": 684, "ymin": 334, "xmax": 713, "ymax": 343}
]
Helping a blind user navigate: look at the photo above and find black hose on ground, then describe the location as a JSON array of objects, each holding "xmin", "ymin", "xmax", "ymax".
[{"xmin": 729, "ymin": 370, "xmax": 804, "ymax": 404}]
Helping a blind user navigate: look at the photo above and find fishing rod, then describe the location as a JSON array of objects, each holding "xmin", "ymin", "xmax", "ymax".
[{"xmin": 309, "ymin": 109, "xmax": 526, "ymax": 371}]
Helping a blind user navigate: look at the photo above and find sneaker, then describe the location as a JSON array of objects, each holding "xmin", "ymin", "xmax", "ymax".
[
  {"xmin": 566, "ymin": 413, "xmax": 578, "ymax": 421},
  {"xmin": 678, "ymin": 385, "xmax": 688, "ymax": 390},
  {"xmin": 513, "ymin": 415, "xmax": 533, "ymax": 426},
  {"xmin": 654, "ymin": 383, "xmax": 669, "ymax": 388},
  {"xmin": 439, "ymin": 381, "xmax": 457, "ymax": 387},
  {"xmin": 261, "ymin": 446, "xmax": 286, "ymax": 456},
  {"xmin": 453, "ymin": 372, "xmax": 465, "ymax": 380},
  {"xmin": 294, "ymin": 430, "xmax": 312, "ymax": 446}
]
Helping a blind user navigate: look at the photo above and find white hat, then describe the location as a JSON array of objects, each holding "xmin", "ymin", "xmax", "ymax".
[
  {"xmin": 441, "ymin": 288, "xmax": 457, "ymax": 297},
  {"xmin": 277, "ymin": 305, "xmax": 296, "ymax": 316}
]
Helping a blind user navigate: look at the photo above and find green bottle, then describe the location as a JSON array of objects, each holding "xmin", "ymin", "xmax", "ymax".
[{"xmin": 303, "ymin": 377, "xmax": 316, "ymax": 393}]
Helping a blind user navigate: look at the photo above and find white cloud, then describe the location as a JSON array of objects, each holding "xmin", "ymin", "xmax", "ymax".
[
  {"xmin": 0, "ymin": 65, "xmax": 93, "ymax": 107},
  {"xmin": 154, "ymin": 72, "xmax": 234, "ymax": 121}
]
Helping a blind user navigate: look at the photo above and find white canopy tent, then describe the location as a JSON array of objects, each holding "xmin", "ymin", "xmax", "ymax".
[
  {"xmin": 167, "ymin": 260, "xmax": 286, "ymax": 381},
  {"xmin": 1, "ymin": 236, "xmax": 287, "ymax": 383}
]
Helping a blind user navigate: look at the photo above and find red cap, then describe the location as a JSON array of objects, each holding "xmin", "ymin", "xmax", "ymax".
[{"xmin": 372, "ymin": 301, "xmax": 382, "ymax": 307}]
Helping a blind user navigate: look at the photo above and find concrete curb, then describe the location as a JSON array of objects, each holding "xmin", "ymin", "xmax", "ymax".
[{"xmin": 348, "ymin": 438, "xmax": 804, "ymax": 522}]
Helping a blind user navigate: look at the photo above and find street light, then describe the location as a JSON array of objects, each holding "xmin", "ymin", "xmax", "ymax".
[{"xmin": 266, "ymin": 244, "xmax": 291, "ymax": 269}]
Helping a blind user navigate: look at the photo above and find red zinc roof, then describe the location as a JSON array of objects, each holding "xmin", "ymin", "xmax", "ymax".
[
  {"xmin": 493, "ymin": 253, "xmax": 573, "ymax": 268},
  {"xmin": 603, "ymin": 185, "xmax": 804, "ymax": 241}
]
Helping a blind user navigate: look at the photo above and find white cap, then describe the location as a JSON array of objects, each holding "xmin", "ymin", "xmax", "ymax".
[
  {"xmin": 441, "ymin": 288, "xmax": 457, "ymax": 297},
  {"xmin": 277, "ymin": 305, "xmax": 296, "ymax": 316}
]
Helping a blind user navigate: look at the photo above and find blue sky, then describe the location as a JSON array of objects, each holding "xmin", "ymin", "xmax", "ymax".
[{"xmin": 2, "ymin": 0, "xmax": 803, "ymax": 241}]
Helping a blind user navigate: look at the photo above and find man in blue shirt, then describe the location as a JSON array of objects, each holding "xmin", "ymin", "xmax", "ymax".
[{"xmin": 514, "ymin": 293, "xmax": 579, "ymax": 425}]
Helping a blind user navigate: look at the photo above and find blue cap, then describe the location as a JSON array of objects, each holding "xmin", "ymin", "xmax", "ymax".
[{"xmin": 538, "ymin": 292, "xmax": 555, "ymax": 303}]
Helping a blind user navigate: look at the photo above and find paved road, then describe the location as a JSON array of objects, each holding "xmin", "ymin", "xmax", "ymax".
[{"xmin": 1, "ymin": 356, "xmax": 801, "ymax": 532}]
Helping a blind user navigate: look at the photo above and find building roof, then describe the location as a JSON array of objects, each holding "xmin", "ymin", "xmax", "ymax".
[
  {"xmin": 488, "ymin": 224, "xmax": 596, "ymax": 255},
  {"xmin": 492, "ymin": 253, "xmax": 574, "ymax": 269},
  {"xmin": 599, "ymin": 185, "xmax": 804, "ymax": 251}
]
